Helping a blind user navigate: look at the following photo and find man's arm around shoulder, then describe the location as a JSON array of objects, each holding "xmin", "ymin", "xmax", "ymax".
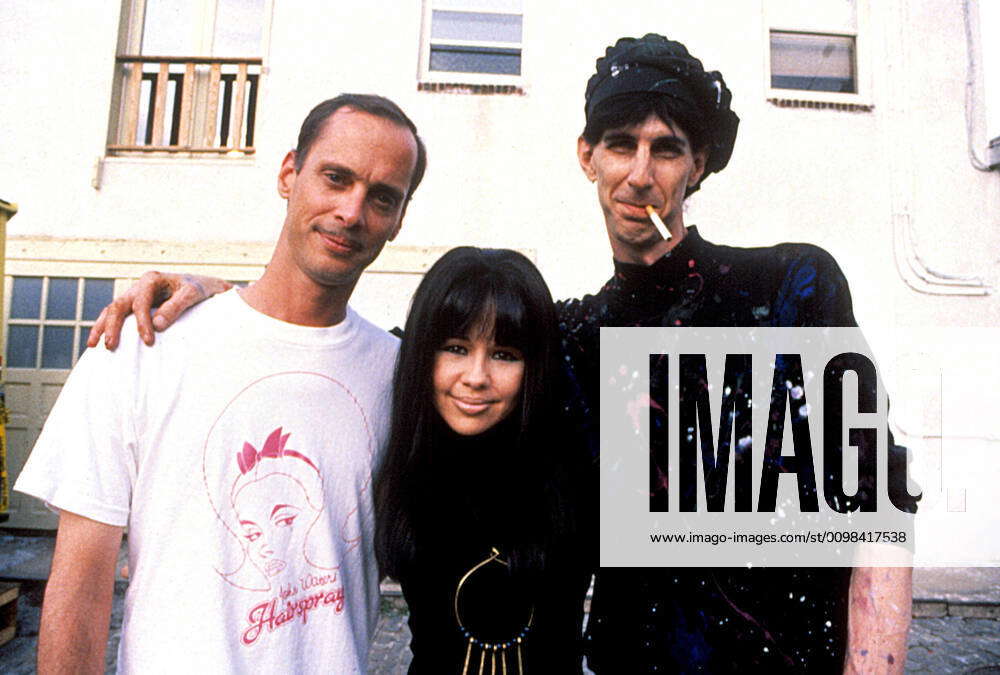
[{"xmin": 38, "ymin": 510, "xmax": 123, "ymax": 675}]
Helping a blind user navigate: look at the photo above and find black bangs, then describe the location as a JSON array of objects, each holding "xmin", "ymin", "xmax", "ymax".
[{"xmin": 433, "ymin": 267, "xmax": 535, "ymax": 354}]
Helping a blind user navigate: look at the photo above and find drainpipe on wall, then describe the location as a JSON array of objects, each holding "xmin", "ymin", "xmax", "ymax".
[{"xmin": 0, "ymin": 198, "xmax": 16, "ymax": 523}]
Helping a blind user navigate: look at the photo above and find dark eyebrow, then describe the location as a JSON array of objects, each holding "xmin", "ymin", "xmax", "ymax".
[
  {"xmin": 319, "ymin": 162, "xmax": 356, "ymax": 178},
  {"xmin": 601, "ymin": 131, "xmax": 637, "ymax": 145},
  {"xmin": 651, "ymin": 135, "xmax": 689, "ymax": 152}
]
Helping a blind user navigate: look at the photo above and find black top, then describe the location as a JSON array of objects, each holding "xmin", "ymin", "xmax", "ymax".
[
  {"xmin": 556, "ymin": 227, "xmax": 875, "ymax": 673},
  {"xmin": 398, "ymin": 419, "xmax": 591, "ymax": 674}
]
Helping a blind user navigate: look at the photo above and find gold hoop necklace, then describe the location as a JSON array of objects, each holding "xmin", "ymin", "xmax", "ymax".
[{"xmin": 454, "ymin": 547, "xmax": 534, "ymax": 675}]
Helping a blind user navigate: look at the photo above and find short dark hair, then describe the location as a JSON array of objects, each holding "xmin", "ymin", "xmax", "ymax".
[
  {"xmin": 375, "ymin": 247, "xmax": 573, "ymax": 579},
  {"xmin": 294, "ymin": 93, "xmax": 427, "ymax": 204}
]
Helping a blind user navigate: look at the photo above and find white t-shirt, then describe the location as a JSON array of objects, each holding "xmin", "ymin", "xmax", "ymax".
[{"xmin": 15, "ymin": 289, "xmax": 399, "ymax": 674}]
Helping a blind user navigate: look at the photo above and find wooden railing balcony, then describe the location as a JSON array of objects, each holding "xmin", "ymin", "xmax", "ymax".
[{"xmin": 108, "ymin": 55, "xmax": 262, "ymax": 156}]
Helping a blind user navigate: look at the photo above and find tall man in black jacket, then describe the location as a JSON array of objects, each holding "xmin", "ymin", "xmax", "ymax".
[{"xmin": 560, "ymin": 34, "xmax": 912, "ymax": 674}]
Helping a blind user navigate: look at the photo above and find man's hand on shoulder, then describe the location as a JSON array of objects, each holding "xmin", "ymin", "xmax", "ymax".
[
  {"xmin": 38, "ymin": 511, "xmax": 124, "ymax": 675},
  {"xmin": 87, "ymin": 271, "xmax": 232, "ymax": 350}
]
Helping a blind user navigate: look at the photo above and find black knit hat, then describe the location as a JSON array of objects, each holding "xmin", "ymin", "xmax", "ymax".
[{"xmin": 585, "ymin": 34, "xmax": 739, "ymax": 181}]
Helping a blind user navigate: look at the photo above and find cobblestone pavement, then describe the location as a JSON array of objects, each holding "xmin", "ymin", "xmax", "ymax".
[
  {"xmin": 2, "ymin": 584, "xmax": 997, "ymax": 673},
  {"xmin": 905, "ymin": 617, "xmax": 1000, "ymax": 673},
  {"xmin": 368, "ymin": 599, "xmax": 414, "ymax": 673}
]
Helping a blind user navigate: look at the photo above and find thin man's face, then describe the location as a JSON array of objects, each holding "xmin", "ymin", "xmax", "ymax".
[
  {"xmin": 578, "ymin": 113, "xmax": 706, "ymax": 263},
  {"xmin": 276, "ymin": 107, "xmax": 418, "ymax": 290}
]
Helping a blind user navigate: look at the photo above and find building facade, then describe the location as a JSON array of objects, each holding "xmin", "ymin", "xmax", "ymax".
[{"xmin": 1, "ymin": 0, "xmax": 998, "ymax": 543}]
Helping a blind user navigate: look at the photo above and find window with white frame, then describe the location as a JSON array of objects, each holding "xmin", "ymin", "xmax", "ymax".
[
  {"xmin": 6, "ymin": 276, "xmax": 114, "ymax": 370},
  {"xmin": 770, "ymin": 32, "xmax": 855, "ymax": 93},
  {"xmin": 420, "ymin": 0, "xmax": 523, "ymax": 82},
  {"xmin": 108, "ymin": 0, "xmax": 268, "ymax": 155},
  {"xmin": 765, "ymin": 0, "xmax": 869, "ymax": 105}
]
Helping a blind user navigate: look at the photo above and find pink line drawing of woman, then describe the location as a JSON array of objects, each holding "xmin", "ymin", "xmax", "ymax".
[
  {"xmin": 202, "ymin": 371, "xmax": 376, "ymax": 593},
  {"xmin": 228, "ymin": 427, "xmax": 324, "ymax": 585}
]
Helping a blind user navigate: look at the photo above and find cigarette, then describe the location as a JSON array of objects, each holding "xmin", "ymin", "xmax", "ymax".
[{"xmin": 645, "ymin": 205, "xmax": 671, "ymax": 241}]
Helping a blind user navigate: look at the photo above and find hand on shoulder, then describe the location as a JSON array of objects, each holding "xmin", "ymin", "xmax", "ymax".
[{"xmin": 86, "ymin": 271, "xmax": 232, "ymax": 350}]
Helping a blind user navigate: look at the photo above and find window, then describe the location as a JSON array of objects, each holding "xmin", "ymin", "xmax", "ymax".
[
  {"xmin": 764, "ymin": 0, "xmax": 870, "ymax": 108},
  {"xmin": 108, "ymin": 0, "xmax": 268, "ymax": 156},
  {"xmin": 6, "ymin": 277, "xmax": 114, "ymax": 370},
  {"xmin": 770, "ymin": 32, "xmax": 855, "ymax": 93},
  {"xmin": 419, "ymin": 0, "xmax": 524, "ymax": 87}
]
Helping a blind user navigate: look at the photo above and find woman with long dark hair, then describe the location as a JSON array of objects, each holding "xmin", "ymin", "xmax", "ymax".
[
  {"xmin": 87, "ymin": 246, "xmax": 591, "ymax": 672},
  {"xmin": 375, "ymin": 247, "xmax": 589, "ymax": 674}
]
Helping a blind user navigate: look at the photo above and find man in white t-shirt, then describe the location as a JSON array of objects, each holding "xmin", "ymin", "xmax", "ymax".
[{"xmin": 15, "ymin": 93, "xmax": 425, "ymax": 674}]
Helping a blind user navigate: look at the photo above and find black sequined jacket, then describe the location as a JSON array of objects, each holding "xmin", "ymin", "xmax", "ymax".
[{"xmin": 556, "ymin": 227, "xmax": 914, "ymax": 673}]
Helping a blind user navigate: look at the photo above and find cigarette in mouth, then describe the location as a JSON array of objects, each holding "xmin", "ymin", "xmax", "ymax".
[{"xmin": 645, "ymin": 205, "xmax": 671, "ymax": 241}]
